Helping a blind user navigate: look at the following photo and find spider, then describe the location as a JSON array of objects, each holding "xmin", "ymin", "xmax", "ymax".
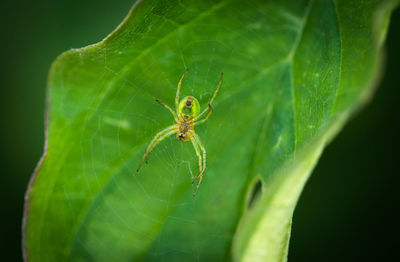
[{"xmin": 137, "ymin": 69, "xmax": 223, "ymax": 196}]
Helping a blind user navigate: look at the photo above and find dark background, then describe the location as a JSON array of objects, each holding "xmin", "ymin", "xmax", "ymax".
[{"xmin": 0, "ymin": 0, "xmax": 398, "ymax": 261}]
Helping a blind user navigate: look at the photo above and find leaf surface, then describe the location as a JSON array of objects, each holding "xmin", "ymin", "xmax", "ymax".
[{"xmin": 23, "ymin": 0, "xmax": 398, "ymax": 261}]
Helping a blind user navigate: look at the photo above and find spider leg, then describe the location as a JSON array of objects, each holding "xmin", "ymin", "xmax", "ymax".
[
  {"xmin": 194, "ymin": 72, "xmax": 223, "ymax": 121},
  {"xmin": 194, "ymin": 104, "xmax": 212, "ymax": 126},
  {"xmin": 155, "ymin": 99, "xmax": 178, "ymax": 122},
  {"xmin": 175, "ymin": 69, "xmax": 188, "ymax": 113},
  {"xmin": 191, "ymin": 134, "xmax": 206, "ymax": 196},
  {"xmin": 191, "ymin": 136, "xmax": 203, "ymax": 181},
  {"xmin": 137, "ymin": 126, "xmax": 178, "ymax": 172}
]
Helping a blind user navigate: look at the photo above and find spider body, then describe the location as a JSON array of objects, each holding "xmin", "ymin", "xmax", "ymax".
[
  {"xmin": 137, "ymin": 70, "xmax": 223, "ymax": 196},
  {"xmin": 176, "ymin": 96, "xmax": 199, "ymax": 141}
]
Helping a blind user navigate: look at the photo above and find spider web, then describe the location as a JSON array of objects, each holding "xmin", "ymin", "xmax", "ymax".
[{"xmin": 36, "ymin": 0, "xmax": 313, "ymax": 261}]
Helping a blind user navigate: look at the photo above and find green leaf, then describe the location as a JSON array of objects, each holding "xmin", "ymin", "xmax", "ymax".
[{"xmin": 23, "ymin": 0, "xmax": 398, "ymax": 261}]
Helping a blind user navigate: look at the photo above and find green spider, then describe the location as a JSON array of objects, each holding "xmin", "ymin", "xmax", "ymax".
[{"xmin": 137, "ymin": 69, "xmax": 223, "ymax": 196}]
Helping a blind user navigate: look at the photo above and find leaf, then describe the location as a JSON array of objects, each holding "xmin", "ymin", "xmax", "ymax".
[{"xmin": 23, "ymin": 0, "xmax": 398, "ymax": 261}]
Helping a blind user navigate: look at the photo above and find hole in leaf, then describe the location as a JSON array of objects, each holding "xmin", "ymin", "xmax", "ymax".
[{"xmin": 247, "ymin": 178, "xmax": 263, "ymax": 209}]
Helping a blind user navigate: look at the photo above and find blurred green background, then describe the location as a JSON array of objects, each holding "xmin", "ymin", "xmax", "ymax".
[{"xmin": 0, "ymin": 0, "xmax": 398, "ymax": 261}]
